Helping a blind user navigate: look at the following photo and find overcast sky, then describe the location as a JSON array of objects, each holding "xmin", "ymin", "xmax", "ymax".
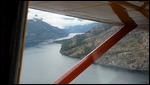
[{"xmin": 27, "ymin": 8, "xmax": 97, "ymax": 29}]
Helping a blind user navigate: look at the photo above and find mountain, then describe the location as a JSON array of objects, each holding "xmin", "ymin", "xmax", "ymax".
[
  {"xmin": 25, "ymin": 18, "xmax": 69, "ymax": 47},
  {"xmin": 59, "ymin": 23, "xmax": 149, "ymax": 70},
  {"xmin": 64, "ymin": 23, "xmax": 100, "ymax": 33}
]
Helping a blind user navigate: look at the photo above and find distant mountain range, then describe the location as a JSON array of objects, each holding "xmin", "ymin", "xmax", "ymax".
[
  {"xmin": 25, "ymin": 18, "xmax": 100, "ymax": 47},
  {"xmin": 64, "ymin": 23, "xmax": 100, "ymax": 33}
]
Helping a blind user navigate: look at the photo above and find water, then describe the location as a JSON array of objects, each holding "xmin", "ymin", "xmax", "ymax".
[
  {"xmin": 55, "ymin": 33, "xmax": 83, "ymax": 41},
  {"xmin": 20, "ymin": 33, "xmax": 149, "ymax": 84}
]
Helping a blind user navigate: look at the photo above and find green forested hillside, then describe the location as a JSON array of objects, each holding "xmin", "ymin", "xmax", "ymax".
[{"xmin": 59, "ymin": 24, "xmax": 149, "ymax": 70}]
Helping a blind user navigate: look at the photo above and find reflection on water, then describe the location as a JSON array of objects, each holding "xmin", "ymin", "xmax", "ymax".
[
  {"xmin": 55, "ymin": 33, "xmax": 83, "ymax": 41},
  {"xmin": 20, "ymin": 33, "xmax": 149, "ymax": 84}
]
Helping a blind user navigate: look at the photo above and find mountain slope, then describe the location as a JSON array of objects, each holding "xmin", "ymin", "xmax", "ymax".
[
  {"xmin": 59, "ymin": 24, "xmax": 149, "ymax": 70},
  {"xmin": 25, "ymin": 18, "xmax": 69, "ymax": 47}
]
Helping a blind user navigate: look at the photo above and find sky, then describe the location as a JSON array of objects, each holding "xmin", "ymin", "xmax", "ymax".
[{"xmin": 27, "ymin": 8, "xmax": 97, "ymax": 29}]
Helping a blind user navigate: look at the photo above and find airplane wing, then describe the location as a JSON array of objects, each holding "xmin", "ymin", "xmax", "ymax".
[{"xmin": 29, "ymin": 1, "xmax": 149, "ymax": 29}]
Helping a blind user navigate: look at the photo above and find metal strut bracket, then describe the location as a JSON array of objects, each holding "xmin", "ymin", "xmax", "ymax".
[{"xmin": 52, "ymin": 2, "xmax": 137, "ymax": 84}]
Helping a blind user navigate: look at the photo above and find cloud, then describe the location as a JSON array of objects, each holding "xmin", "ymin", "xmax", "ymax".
[{"xmin": 27, "ymin": 8, "xmax": 97, "ymax": 29}]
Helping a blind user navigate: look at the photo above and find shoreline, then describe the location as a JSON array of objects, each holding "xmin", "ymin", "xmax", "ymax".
[{"xmin": 62, "ymin": 54, "xmax": 149, "ymax": 72}]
